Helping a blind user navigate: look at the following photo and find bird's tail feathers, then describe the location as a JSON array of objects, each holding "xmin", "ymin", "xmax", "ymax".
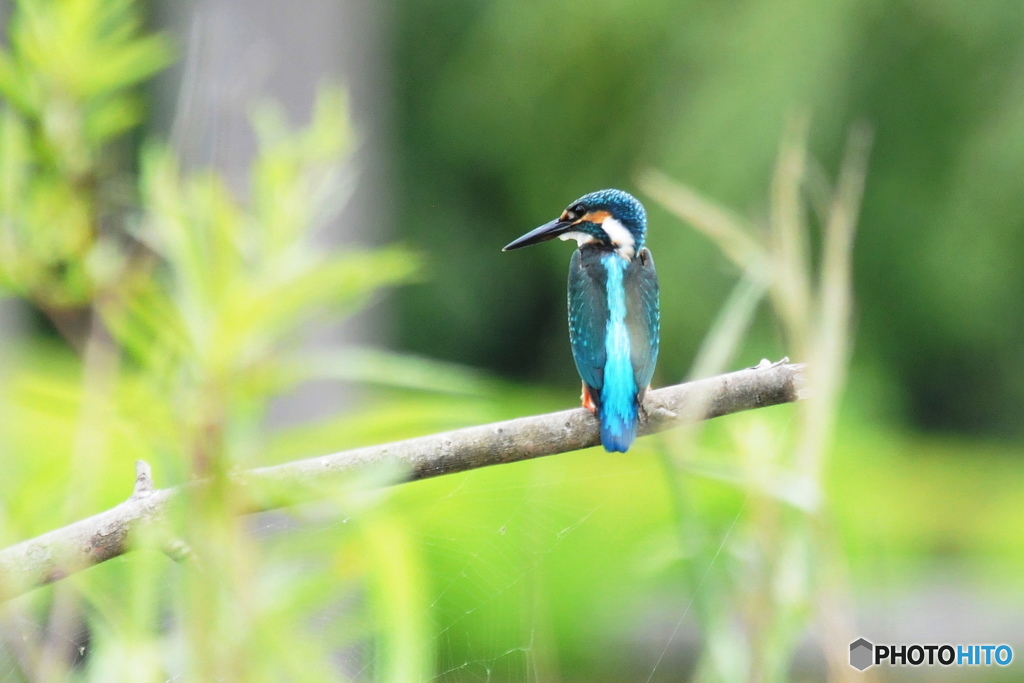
[{"xmin": 599, "ymin": 404, "xmax": 638, "ymax": 453}]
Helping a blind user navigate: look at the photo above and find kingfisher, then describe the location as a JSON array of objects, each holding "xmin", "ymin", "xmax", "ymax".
[{"xmin": 503, "ymin": 189, "xmax": 659, "ymax": 452}]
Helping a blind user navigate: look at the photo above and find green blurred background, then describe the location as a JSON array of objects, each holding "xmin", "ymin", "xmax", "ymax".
[
  {"xmin": 394, "ymin": 0, "xmax": 1024, "ymax": 434},
  {"xmin": 0, "ymin": 0, "xmax": 1022, "ymax": 680}
]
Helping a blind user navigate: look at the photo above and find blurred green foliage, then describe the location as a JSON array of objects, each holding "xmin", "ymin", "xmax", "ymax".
[
  {"xmin": 393, "ymin": 0, "xmax": 1024, "ymax": 436},
  {"xmin": 0, "ymin": 0, "xmax": 171, "ymax": 307},
  {"xmin": 0, "ymin": 1, "xmax": 441, "ymax": 680}
]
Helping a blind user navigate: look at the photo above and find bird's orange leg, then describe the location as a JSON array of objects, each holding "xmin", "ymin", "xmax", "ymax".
[{"xmin": 581, "ymin": 382, "xmax": 598, "ymax": 415}]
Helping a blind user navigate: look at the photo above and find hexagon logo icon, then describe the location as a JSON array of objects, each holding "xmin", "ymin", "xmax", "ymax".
[{"xmin": 850, "ymin": 638, "xmax": 874, "ymax": 671}]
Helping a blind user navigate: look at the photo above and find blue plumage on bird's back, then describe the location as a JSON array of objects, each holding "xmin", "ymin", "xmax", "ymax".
[{"xmin": 600, "ymin": 254, "xmax": 638, "ymax": 452}]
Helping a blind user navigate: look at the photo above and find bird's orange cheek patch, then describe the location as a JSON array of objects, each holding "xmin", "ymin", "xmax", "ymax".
[{"xmin": 575, "ymin": 210, "xmax": 610, "ymax": 225}]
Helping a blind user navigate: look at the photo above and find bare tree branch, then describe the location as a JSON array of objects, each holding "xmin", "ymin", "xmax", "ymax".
[{"xmin": 0, "ymin": 361, "xmax": 805, "ymax": 600}]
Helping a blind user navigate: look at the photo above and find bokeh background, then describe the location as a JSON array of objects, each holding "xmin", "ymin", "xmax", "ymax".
[{"xmin": 0, "ymin": 0, "xmax": 1022, "ymax": 680}]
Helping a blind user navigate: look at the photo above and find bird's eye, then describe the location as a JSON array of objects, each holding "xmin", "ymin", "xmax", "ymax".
[{"xmin": 563, "ymin": 204, "xmax": 585, "ymax": 222}]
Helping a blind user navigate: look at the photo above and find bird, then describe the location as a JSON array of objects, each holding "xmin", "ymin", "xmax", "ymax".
[{"xmin": 503, "ymin": 189, "xmax": 659, "ymax": 452}]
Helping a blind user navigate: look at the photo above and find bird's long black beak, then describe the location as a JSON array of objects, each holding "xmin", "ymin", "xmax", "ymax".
[{"xmin": 502, "ymin": 219, "xmax": 571, "ymax": 251}]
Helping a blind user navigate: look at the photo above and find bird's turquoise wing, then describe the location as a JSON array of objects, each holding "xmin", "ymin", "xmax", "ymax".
[
  {"xmin": 625, "ymin": 247, "xmax": 660, "ymax": 396},
  {"xmin": 567, "ymin": 248, "xmax": 608, "ymax": 397}
]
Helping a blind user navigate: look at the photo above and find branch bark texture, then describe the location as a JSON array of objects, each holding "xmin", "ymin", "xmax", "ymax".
[{"xmin": 0, "ymin": 362, "xmax": 805, "ymax": 599}]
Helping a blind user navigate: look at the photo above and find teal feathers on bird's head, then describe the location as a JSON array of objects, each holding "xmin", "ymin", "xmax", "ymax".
[
  {"xmin": 566, "ymin": 189, "xmax": 647, "ymax": 241},
  {"xmin": 556, "ymin": 189, "xmax": 647, "ymax": 258},
  {"xmin": 502, "ymin": 188, "xmax": 648, "ymax": 260}
]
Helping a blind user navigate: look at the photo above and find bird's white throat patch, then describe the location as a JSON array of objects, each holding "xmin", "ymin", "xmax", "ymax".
[
  {"xmin": 601, "ymin": 217, "xmax": 635, "ymax": 260},
  {"xmin": 559, "ymin": 231, "xmax": 596, "ymax": 246},
  {"xmin": 559, "ymin": 217, "xmax": 635, "ymax": 259}
]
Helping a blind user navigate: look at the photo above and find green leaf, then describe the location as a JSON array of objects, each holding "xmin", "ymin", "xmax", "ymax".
[
  {"xmin": 84, "ymin": 94, "xmax": 143, "ymax": 144},
  {"xmin": 203, "ymin": 248, "xmax": 419, "ymax": 376}
]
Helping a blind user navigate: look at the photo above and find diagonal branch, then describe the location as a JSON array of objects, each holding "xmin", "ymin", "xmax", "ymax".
[{"xmin": 0, "ymin": 361, "xmax": 805, "ymax": 600}]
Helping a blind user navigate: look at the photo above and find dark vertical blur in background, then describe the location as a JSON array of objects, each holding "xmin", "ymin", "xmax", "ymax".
[{"xmin": 152, "ymin": 0, "xmax": 396, "ymax": 422}]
